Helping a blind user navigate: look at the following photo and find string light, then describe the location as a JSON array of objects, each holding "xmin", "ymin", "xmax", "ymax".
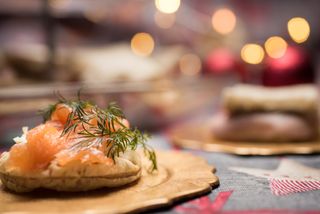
[
  {"xmin": 131, "ymin": 33, "xmax": 155, "ymax": 57},
  {"xmin": 264, "ymin": 36, "xmax": 288, "ymax": 59},
  {"xmin": 241, "ymin": 44, "xmax": 265, "ymax": 64},
  {"xmin": 155, "ymin": 0, "xmax": 180, "ymax": 14},
  {"xmin": 179, "ymin": 54, "xmax": 202, "ymax": 76},
  {"xmin": 288, "ymin": 17, "xmax": 310, "ymax": 43},
  {"xmin": 211, "ymin": 8, "xmax": 236, "ymax": 35},
  {"xmin": 154, "ymin": 11, "xmax": 176, "ymax": 29}
]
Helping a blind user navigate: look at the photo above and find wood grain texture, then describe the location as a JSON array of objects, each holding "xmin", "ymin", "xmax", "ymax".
[
  {"xmin": 0, "ymin": 150, "xmax": 218, "ymax": 214},
  {"xmin": 170, "ymin": 120, "xmax": 320, "ymax": 155}
]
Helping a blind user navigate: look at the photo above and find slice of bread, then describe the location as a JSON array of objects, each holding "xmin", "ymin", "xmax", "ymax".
[
  {"xmin": 0, "ymin": 151, "xmax": 141, "ymax": 192},
  {"xmin": 223, "ymin": 84, "xmax": 318, "ymax": 114}
]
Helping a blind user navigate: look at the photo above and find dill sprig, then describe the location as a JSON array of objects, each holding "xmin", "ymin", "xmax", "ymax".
[
  {"xmin": 40, "ymin": 94, "xmax": 157, "ymax": 171},
  {"xmin": 39, "ymin": 104, "xmax": 56, "ymax": 122}
]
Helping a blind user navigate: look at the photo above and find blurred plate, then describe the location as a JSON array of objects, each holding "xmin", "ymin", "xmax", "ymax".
[{"xmin": 169, "ymin": 119, "xmax": 320, "ymax": 155}]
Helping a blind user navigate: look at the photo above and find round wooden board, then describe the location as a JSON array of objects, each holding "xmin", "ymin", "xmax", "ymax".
[
  {"xmin": 169, "ymin": 120, "xmax": 320, "ymax": 155},
  {"xmin": 0, "ymin": 151, "xmax": 218, "ymax": 214}
]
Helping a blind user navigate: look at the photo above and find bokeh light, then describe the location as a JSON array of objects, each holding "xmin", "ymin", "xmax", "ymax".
[
  {"xmin": 241, "ymin": 44, "xmax": 265, "ymax": 64},
  {"xmin": 205, "ymin": 49, "xmax": 235, "ymax": 73},
  {"xmin": 287, "ymin": 17, "xmax": 310, "ymax": 43},
  {"xmin": 264, "ymin": 36, "xmax": 288, "ymax": 59},
  {"xmin": 49, "ymin": 0, "xmax": 70, "ymax": 9},
  {"xmin": 154, "ymin": 11, "xmax": 176, "ymax": 29},
  {"xmin": 131, "ymin": 33, "xmax": 155, "ymax": 57},
  {"xmin": 84, "ymin": 9, "xmax": 107, "ymax": 23},
  {"xmin": 212, "ymin": 8, "xmax": 236, "ymax": 35},
  {"xmin": 266, "ymin": 46, "xmax": 302, "ymax": 71},
  {"xmin": 179, "ymin": 54, "xmax": 202, "ymax": 76},
  {"xmin": 155, "ymin": 0, "xmax": 180, "ymax": 14}
]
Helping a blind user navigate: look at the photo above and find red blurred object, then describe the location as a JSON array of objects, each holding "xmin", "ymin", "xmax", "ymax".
[
  {"xmin": 204, "ymin": 48, "xmax": 247, "ymax": 82},
  {"xmin": 263, "ymin": 46, "xmax": 315, "ymax": 86},
  {"xmin": 205, "ymin": 49, "xmax": 235, "ymax": 73}
]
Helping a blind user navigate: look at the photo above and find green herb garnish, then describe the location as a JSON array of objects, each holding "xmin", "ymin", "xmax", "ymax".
[{"xmin": 39, "ymin": 93, "xmax": 157, "ymax": 171}]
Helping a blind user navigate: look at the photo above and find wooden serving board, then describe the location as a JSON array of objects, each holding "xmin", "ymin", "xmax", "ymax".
[
  {"xmin": 169, "ymin": 120, "xmax": 320, "ymax": 155},
  {"xmin": 0, "ymin": 151, "xmax": 218, "ymax": 214}
]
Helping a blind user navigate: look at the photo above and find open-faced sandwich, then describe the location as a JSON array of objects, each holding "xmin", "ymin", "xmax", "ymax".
[
  {"xmin": 0, "ymin": 95, "xmax": 157, "ymax": 192},
  {"xmin": 212, "ymin": 84, "xmax": 319, "ymax": 142}
]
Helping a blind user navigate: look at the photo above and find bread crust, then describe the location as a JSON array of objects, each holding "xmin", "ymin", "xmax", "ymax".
[
  {"xmin": 0, "ymin": 151, "xmax": 141, "ymax": 192},
  {"xmin": 0, "ymin": 171, "xmax": 141, "ymax": 192}
]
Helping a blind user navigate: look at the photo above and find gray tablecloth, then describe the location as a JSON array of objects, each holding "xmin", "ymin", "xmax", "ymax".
[{"xmin": 149, "ymin": 134, "xmax": 320, "ymax": 213}]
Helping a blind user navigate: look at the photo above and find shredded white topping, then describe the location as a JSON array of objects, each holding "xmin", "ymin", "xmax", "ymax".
[{"xmin": 13, "ymin": 126, "xmax": 29, "ymax": 144}]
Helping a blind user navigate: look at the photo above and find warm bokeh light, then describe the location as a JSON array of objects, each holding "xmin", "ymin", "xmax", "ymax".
[
  {"xmin": 49, "ymin": 0, "xmax": 70, "ymax": 9},
  {"xmin": 155, "ymin": 0, "xmax": 180, "ymax": 14},
  {"xmin": 179, "ymin": 54, "xmax": 202, "ymax": 76},
  {"xmin": 154, "ymin": 11, "xmax": 176, "ymax": 29},
  {"xmin": 84, "ymin": 9, "xmax": 107, "ymax": 23},
  {"xmin": 211, "ymin": 8, "xmax": 236, "ymax": 35},
  {"xmin": 241, "ymin": 44, "xmax": 265, "ymax": 64},
  {"xmin": 264, "ymin": 36, "xmax": 288, "ymax": 59},
  {"xmin": 287, "ymin": 17, "xmax": 310, "ymax": 43},
  {"xmin": 131, "ymin": 33, "xmax": 155, "ymax": 57}
]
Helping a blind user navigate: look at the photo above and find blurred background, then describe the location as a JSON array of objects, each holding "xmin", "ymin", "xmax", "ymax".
[{"xmin": 0, "ymin": 0, "xmax": 319, "ymax": 147}]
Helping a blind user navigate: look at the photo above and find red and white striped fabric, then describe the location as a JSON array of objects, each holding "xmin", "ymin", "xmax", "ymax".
[
  {"xmin": 230, "ymin": 159, "xmax": 320, "ymax": 196},
  {"xmin": 269, "ymin": 178, "xmax": 320, "ymax": 195}
]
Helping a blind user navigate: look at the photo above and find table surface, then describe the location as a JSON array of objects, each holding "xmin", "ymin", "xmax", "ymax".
[{"xmin": 148, "ymin": 134, "xmax": 320, "ymax": 214}]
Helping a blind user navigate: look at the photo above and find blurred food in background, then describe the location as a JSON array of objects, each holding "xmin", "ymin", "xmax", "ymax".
[{"xmin": 3, "ymin": 43, "xmax": 185, "ymax": 82}]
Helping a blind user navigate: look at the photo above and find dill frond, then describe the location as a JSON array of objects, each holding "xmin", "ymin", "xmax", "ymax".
[{"xmin": 39, "ymin": 93, "xmax": 157, "ymax": 171}]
